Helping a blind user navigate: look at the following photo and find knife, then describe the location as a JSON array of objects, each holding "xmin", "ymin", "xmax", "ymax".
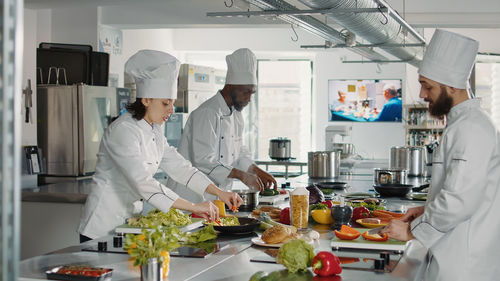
[{"xmin": 368, "ymin": 226, "xmax": 386, "ymax": 235}]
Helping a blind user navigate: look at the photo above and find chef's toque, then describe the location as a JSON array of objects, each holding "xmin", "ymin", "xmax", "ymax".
[
  {"xmin": 418, "ymin": 29, "xmax": 479, "ymax": 89},
  {"xmin": 225, "ymin": 48, "xmax": 257, "ymax": 85},
  {"xmin": 125, "ymin": 50, "xmax": 180, "ymax": 99}
]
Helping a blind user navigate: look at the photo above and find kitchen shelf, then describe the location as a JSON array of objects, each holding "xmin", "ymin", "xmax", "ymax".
[
  {"xmin": 404, "ymin": 125, "xmax": 445, "ymax": 130},
  {"xmin": 404, "ymin": 104, "xmax": 446, "ymax": 146}
]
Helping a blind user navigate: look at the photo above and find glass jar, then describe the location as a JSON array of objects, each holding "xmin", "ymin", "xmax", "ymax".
[{"xmin": 290, "ymin": 186, "xmax": 309, "ymax": 229}]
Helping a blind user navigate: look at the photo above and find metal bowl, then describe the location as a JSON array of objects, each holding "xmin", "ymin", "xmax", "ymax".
[{"xmin": 232, "ymin": 189, "xmax": 259, "ymax": 211}]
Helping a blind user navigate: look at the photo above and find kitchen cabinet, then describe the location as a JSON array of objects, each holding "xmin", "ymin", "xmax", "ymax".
[{"xmin": 404, "ymin": 104, "xmax": 445, "ymax": 146}]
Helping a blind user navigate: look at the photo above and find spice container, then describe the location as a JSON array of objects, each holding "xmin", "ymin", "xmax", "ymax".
[{"xmin": 290, "ymin": 186, "xmax": 309, "ymax": 229}]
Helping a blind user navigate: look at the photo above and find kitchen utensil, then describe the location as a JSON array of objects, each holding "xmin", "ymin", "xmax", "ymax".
[
  {"xmin": 308, "ymin": 151, "xmax": 341, "ymax": 179},
  {"xmin": 373, "ymin": 184, "xmax": 412, "ymax": 197},
  {"xmin": 331, "ymin": 232, "xmax": 408, "ymax": 252},
  {"xmin": 232, "ymin": 189, "xmax": 259, "ymax": 212},
  {"xmin": 45, "ymin": 265, "xmax": 113, "ymax": 281},
  {"xmin": 212, "ymin": 217, "xmax": 260, "ymax": 234},
  {"xmin": 368, "ymin": 226, "xmax": 386, "ymax": 235},
  {"xmin": 412, "ymin": 183, "xmax": 430, "ymax": 192},
  {"xmin": 390, "ymin": 146, "xmax": 409, "ymax": 170},
  {"xmin": 315, "ymin": 181, "xmax": 347, "ymax": 189},
  {"xmin": 141, "ymin": 258, "xmax": 163, "ymax": 281},
  {"xmin": 373, "ymin": 168, "xmax": 407, "ymax": 185},
  {"xmin": 331, "ymin": 143, "xmax": 356, "ymax": 158},
  {"xmin": 268, "ymin": 137, "xmax": 291, "ymax": 160}
]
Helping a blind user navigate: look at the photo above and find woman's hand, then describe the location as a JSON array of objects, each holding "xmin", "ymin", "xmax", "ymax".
[
  {"xmin": 380, "ymin": 220, "xmax": 414, "ymax": 241},
  {"xmin": 217, "ymin": 190, "xmax": 243, "ymax": 210},
  {"xmin": 191, "ymin": 201, "xmax": 220, "ymax": 222},
  {"xmin": 400, "ymin": 206, "xmax": 425, "ymax": 223},
  {"xmin": 248, "ymin": 164, "xmax": 277, "ymax": 190}
]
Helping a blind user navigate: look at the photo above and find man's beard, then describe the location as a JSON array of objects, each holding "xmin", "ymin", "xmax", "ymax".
[
  {"xmin": 428, "ymin": 86, "xmax": 453, "ymax": 118},
  {"xmin": 230, "ymin": 89, "xmax": 248, "ymax": 112}
]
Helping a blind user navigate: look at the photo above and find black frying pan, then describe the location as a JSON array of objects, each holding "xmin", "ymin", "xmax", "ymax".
[
  {"xmin": 212, "ymin": 217, "xmax": 261, "ymax": 234},
  {"xmin": 315, "ymin": 182, "xmax": 348, "ymax": 189}
]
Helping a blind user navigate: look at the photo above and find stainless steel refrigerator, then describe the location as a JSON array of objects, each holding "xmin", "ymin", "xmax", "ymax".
[{"xmin": 37, "ymin": 84, "xmax": 130, "ymax": 176}]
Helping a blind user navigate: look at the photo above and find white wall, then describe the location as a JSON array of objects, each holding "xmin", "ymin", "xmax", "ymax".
[
  {"xmin": 50, "ymin": 7, "xmax": 99, "ymax": 49},
  {"xmin": 23, "ymin": 9, "xmax": 38, "ymax": 146}
]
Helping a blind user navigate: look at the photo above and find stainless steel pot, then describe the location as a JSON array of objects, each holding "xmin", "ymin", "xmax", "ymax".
[
  {"xmin": 308, "ymin": 151, "xmax": 341, "ymax": 179},
  {"xmin": 331, "ymin": 143, "xmax": 356, "ymax": 159},
  {"xmin": 390, "ymin": 146, "xmax": 424, "ymax": 177},
  {"xmin": 233, "ymin": 189, "xmax": 259, "ymax": 211},
  {"xmin": 269, "ymin": 137, "xmax": 291, "ymax": 160},
  {"xmin": 374, "ymin": 168, "xmax": 408, "ymax": 185}
]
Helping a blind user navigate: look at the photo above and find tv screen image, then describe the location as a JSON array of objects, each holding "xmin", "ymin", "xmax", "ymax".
[{"xmin": 328, "ymin": 79, "xmax": 403, "ymax": 122}]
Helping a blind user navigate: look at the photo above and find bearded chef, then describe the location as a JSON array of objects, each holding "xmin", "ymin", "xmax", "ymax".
[
  {"xmin": 78, "ymin": 50, "xmax": 242, "ymax": 242},
  {"xmin": 168, "ymin": 48, "xmax": 277, "ymax": 203},
  {"xmin": 381, "ymin": 30, "xmax": 500, "ymax": 280}
]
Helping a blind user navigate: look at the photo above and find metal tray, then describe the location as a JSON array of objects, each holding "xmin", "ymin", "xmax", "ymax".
[{"xmin": 46, "ymin": 266, "xmax": 112, "ymax": 281}]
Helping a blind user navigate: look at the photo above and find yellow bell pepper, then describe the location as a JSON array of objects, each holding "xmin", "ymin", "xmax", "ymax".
[{"xmin": 214, "ymin": 200, "xmax": 226, "ymax": 217}]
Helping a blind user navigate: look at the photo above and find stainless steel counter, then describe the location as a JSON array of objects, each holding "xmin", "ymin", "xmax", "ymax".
[{"xmin": 19, "ymin": 163, "xmax": 429, "ymax": 280}]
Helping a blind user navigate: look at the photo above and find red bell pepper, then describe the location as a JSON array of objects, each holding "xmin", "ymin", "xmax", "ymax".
[
  {"xmin": 352, "ymin": 206, "xmax": 370, "ymax": 221},
  {"xmin": 312, "ymin": 251, "xmax": 342, "ymax": 277},
  {"xmin": 362, "ymin": 231, "xmax": 389, "ymax": 241},
  {"xmin": 321, "ymin": 200, "xmax": 334, "ymax": 208},
  {"xmin": 279, "ymin": 207, "xmax": 290, "ymax": 225},
  {"xmin": 333, "ymin": 225, "xmax": 361, "ymax": 240}
]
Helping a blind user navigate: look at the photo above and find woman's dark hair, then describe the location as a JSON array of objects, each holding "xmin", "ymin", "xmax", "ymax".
[{"xmin": 126, "ymin": 99, "xmax": 146, "ymax": 120}]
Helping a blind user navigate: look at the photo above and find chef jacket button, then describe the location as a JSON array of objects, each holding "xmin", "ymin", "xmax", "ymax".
[
  {"xmin": 221, "ymin": 155, "xmax": 224, "ymax": 158},
  {"xmin": 232, "ymin": 153, "xmax": 234, "ymax": 156},
  {"xmin": 221, "ymin": 136, "xmax": 224, "ymax": 139},
  {"xmin": 153, "ymin": 138, "xmax": 155, "ymax": 141},
  {"xmin": 156, "ymin": 161, "xmax": 158, "ymax": 164}
]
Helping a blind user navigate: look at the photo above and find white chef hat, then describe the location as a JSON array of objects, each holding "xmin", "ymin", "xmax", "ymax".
[
  {"xmin": 225, "ymin": 48, "xmax": 257, "ymax": 85},
  {"xmin": 418, "ymin": 29, "xmax": 479, "ymax": 89},
  {"xmin": 125, "ymin": 50, "xmax": 180, "ymax": 99},
  {"xmin": 383, "ymin": 83, "xmax": 396, "ymax": 92}
]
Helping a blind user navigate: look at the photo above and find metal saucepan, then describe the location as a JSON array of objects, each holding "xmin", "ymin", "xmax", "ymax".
[
  {"xmin": 232, "ymin": 189, "xmax": 259, "ymax": 212},
  {"xmin": 373, "ymin": 168, "xmax": 407, "ymax": 185},
  {"xmin": 269, "ymin": 137, "xmax": 291, "ymax": 160},
  {"xmin": 308, "ymin": 151, "xmax": 341, "ymax": 179}
]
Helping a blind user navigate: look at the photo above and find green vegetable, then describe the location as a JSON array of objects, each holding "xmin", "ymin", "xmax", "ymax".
[
  {"xmin": 204, "ymin": 216, "xmax": 239, "ymax": 226},
  {"xmin": 128, "ymin": 208, "xmax": 192, "ymax": 228},
  {"xmin": 276, "ymin": 239, "xmax": 315, "ymax": 273},
  {"xmin": 124, "ymin": 226, "xmax": 180, "ymax": 267},
  {"xmin": 180, "ymin": 224, "xmax": 217, "ymax": 244},
  {"xmin": 249, "ymin": 270, "xmax": 313, "ymax": 281},
  {"xmin": 347, "ymin": 201, "xmax": 385, "ymax": 211},
  {"xmin": 262, "ymin": 189, "xmax": 279, "ymax": 196}
]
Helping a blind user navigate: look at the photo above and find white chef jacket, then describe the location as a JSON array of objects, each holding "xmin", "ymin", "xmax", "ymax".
[
  {"xmin": 78, "ymin": 113, "xmax": 213, "ymax": 239},
  {"xmin": 410, "ymin": 99, "xmax": 500, "ymax": 281},
  {"xmin": 168, "ymin": 91, "xmax": 254, "ymax": 203}
]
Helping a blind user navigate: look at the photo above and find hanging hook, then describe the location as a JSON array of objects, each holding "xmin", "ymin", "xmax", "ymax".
[
  {"xmin": 376, "ymin": 63, "xmax": 382, "ymax": 73},
  {"xmin": 224, "ymin": 0, "xmax": 233, "ymax": 8},
  {"xmin": 377, "ymin": 5, "xmax": 388, "ymax": 25},
  {"xmin": 290, "ymin": 24, "xmax": 299, "ymax": 42}
]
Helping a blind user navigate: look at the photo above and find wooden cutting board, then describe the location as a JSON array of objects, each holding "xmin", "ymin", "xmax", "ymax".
[{"xmin": 331, "ymin": 228, "xmax": 408, "ymax": 252}]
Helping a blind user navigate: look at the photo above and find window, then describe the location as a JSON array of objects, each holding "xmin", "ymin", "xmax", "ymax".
[
  {"xmin": 474, "ymin": 61, "xmax": 500, "ymax": 129},
  {"xmin": 243, "ymin": 60, "xmax": 312, "ymax": 161}
]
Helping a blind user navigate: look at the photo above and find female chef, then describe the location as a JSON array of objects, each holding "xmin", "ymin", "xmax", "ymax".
[{"xmin": 78, "ymin": 50, "xmax": 242, "ymax": 242}]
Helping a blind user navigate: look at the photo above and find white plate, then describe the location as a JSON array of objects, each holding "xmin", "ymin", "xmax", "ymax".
[{"xmin": 251, "ymin": 237, "xmax": 284, "ymax": 248}]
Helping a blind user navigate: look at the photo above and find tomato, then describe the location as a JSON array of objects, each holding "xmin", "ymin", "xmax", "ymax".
[
  {"xmin": 279, "ymin": 207, "xmax": 290, "ymax": 225},
  {"xmin": 320, "ymin": 200, "xmax": 333, "ymax": 208}
]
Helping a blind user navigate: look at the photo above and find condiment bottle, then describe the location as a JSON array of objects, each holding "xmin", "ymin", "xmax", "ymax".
[
  {"xmin": 290, "ymin": 186, "xmax": 309, "ymax": 229},
  {"xmin": 331, "ymin": 196, "xmax": 353, "ymax": 231}
]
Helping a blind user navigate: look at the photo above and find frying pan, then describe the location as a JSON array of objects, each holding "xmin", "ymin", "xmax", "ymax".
[
  {"xmin": 212, "ymin": 217, "xmax": 261, "ymax": 234},
  {"xmin": 373, "ymin": 184, "xmax": 413, "ymax": 197}
]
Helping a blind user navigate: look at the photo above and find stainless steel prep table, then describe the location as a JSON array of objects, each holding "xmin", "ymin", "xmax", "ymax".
[{"xmin": 19, "ymin": 164, "xmax": 428, "ymax": 280}]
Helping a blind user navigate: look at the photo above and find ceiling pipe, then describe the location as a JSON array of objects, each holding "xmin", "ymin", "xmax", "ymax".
[
  {"xmin": 296, "ymin": 0, "xmax": 424, "ymax": 66},
  {"xmin": 242, "ymin": 0, "xmax": 390, "ymax": 61}
]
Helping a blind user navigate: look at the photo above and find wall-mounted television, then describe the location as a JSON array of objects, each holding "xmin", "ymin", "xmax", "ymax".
[{"xmin": 328, "ymin": 79, "xmax": 403, "ymax": 122}]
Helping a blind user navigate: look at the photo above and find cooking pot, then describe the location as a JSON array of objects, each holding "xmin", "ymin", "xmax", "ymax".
[
  {"xmin": 374, "ymin": 168, "xmax": 407, "ymax": 185},
  {"xmin": 233, "ymin": 189, "xmax": 259, "ymax": 211},
  {"xmin": 308, "ymin": 151, "xmax": 341, "ymax": 179},
  {"xmin": 390, "ymin": 146, "xmax": 425, "ymax": 177},
  {"xmin": 269, "ymin": 137, "xmax": 291, "ymax": 160},
  {"xmin": 331, "ymin": 143, "xmax": 356, "ymax": 159}
]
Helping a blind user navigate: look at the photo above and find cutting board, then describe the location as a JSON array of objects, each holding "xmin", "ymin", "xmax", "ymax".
[
  {"xmin": 259, "ymin": 193, "xmax": 289, "ymax": 205},
  {"xmin": 331, "ymin": 228, "xmax": 408, "ymax": 252},
  {"xmin": 114, "ymin": 218, "xmax": 203, "ymax": 234}
]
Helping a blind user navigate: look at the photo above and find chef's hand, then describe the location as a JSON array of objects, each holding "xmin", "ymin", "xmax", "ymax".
[
  {"xmin": 400, "ymin": 206, "xmax": 425, "ymax": 223},
  {"xmin": 380, "ymin": 220, "xmax": 414, "ymax": 241},
  {"xmin": 217, "ymin": 190, "xmax": 243, "ymax": 210},
  {"xmin": 191, "ymin": 201, "xmax": 220, "ymax": 222},
  {"xmin": 172, "ymin": 197, "xmax": 219, "ymax": 222},
  {"xmin": 228, "ymin": 168, "xmax": 264, "ymax": 192},
  {"xmin": 248, "ymin": 164, "xmax": 278, "ymax": 190}
]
